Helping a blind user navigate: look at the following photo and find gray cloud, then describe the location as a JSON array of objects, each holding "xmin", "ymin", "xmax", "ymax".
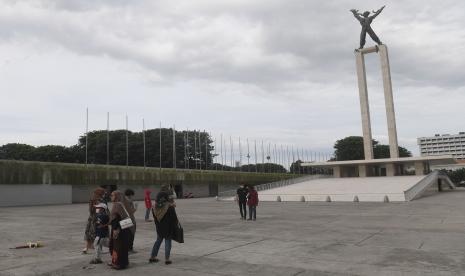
[{"xmin": 0, "ymin": 0, "xmax": 464, "ymax": 156}]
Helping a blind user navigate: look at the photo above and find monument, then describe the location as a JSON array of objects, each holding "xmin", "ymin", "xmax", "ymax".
[
  {"xmin": 301, "ymin": 6, "xmax": 456, "ymax": 177},
  {"xmin": 350, "ymin": 5, "xmax": 398, "ymax": 160}
]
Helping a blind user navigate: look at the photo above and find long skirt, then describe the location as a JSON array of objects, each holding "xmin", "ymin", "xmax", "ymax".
[
  {"xmin": 84, "ymin": 216, "xmax": 96, "ymax": 242},
  {"xmin": 110, "ymin": 229, "xmax": 130, "ymax": 269}
]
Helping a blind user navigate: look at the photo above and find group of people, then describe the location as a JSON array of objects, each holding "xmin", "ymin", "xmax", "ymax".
[
  {"xmin": 83, "ymin": 185, "xmax": 181, "ymax": 270},
  {"xmin": 236, "ymin": 183, "xmax": 259, "ymax": 220}
]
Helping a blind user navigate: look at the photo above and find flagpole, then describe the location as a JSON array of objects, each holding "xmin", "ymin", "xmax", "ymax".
[
  {"xmin": 274, "ymin": 144, "xmax": 277, "ymax": 174},
  {"xmin": 223, "ymin": 137, "xmax": 227, "ymax": 171},
  {"xmin": 254, "ymin": 140, "xmax": 258, "ymax": 173},
  {"xmin": 106, "ymin": 112, "xmax": 109, "ymax": 165},
  {"xmin": 143, "ymin": 118, "xmax": 146, "ymax": 169},
  {"xmin": 194, "ymin": 130, "xmax": 197, "ymax": 170},
  {"xmin": 186, "ymin": 128, "xmax": 190, "ymax": 169},
  {"xmin": 85, "ymin": 107, "xmax": 88, "ymax": 168},
  {"xmin": 238, "ymin": 137, "xmax": 242, "ymax": 172},
  {"xmin": 230, "ymin": 136, "xmax": 233, "ymax": 170},
  {"xmin": 214, "ymin": 137, "xmax": 217, "ymax": 170},
  {"xmin": 126, "ymin": 114, "xmax": 128, "ymax": 168},
  {"xmin": 247, "ymin": 138, "xmax": 250, "ymax": 172},
  {"xmin": 159, "ymin": 122, "xmax": 162, "ymax": 171},
  {"xmin": 220, "ymin": 134, "xmax": 223, "ymax": 171},
  {"xmin": 199, "ymin": 130, "xmax": 202, "ymax": 171},
  {"xmin": 173, "ymin": 125, "xmax": 176, "ymax": 169},
  {"xmin": 286, "ymin": 145, "xmax": 291, "ymax": 173},
  {"xmin": 184, "ymin": 130, "xmax": 187, "ymax": 169},
  {"xmin": 205, "ymin": 130, "xmax": 208, "ymax": 170}
]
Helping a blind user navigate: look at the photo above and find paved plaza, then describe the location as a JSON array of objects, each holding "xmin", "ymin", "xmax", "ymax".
[{"xmin": 2, "ymin": 190, "xmax": 465, "ymax": 276}]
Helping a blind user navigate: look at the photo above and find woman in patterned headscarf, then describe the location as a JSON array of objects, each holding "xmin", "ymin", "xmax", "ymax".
[
  {"xmin": 109, "ymin": 190, "xmax": 134, "ymax": 270},
  {"xmin": 149, "ymin": 185, "xmax": 178, "ymax": 265},
  {"xmin": 83, "ymin": 187, "xmax": 105, "ymax": 254}
]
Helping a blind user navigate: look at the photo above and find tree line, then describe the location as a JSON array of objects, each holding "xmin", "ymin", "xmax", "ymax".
[{"xmin": 0, "ymin": 134, "xmax": 415, "ymax": 174}]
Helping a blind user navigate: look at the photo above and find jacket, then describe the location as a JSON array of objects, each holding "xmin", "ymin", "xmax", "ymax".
[
  {"xmin": 144, "ymin": 189, "xmax": 152, "ymax": 209},
  {"xmin": 247, "ymin": 190, "xmax": 259, "ymax": 206}
]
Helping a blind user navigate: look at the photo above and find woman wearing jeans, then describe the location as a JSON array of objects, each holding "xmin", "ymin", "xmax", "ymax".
[{"xmin": 149, "ymin": 185, "xmax": 177, "ymax": 265}]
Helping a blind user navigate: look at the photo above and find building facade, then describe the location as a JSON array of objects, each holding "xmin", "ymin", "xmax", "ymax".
[{"xmin": 418, "ymin": 132, "xmax": 465, "ymax": 160}]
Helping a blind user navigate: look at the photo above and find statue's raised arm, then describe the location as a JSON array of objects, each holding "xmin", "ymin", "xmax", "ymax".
[
  {"xmin": 350, "ymin": 9, "xmax": 363, "ymax": 22},
  {"xmin": 369, "ymin": 5, "xmax": 385, "ymax": 20}
]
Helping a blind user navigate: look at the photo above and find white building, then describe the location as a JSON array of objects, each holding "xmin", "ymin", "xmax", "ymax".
[{"xmin": 418, "ymin": 132, "xmax": 465, "ymax": 160}]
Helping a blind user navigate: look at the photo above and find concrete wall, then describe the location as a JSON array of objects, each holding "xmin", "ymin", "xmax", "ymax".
[
  {"xmin": 0, "ymin": 184, "xmax": 72, "ymax": 206},
  {"xmin": 0, "ymin": 160, "xmax": 295, "ymax": 206}
]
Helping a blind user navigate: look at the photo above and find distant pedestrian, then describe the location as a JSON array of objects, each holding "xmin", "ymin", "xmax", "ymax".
[
  {"xmin": 124, "ymin": 189, "xmax": 137, "ymax": 253},
  {"xmin": 149, "ymin": 185, "xmax": 178, "ymax": 265},
  {"xmin": 247, "ymin": 186, "xmax": 258, "ymax": 221},
  {"xmin": 144, "ymin": 189, "xmax": 153, "ymax": 222},
  {"xmin": 89, "ymin": 203, "xmax": 110, "ymax": 264},
  {"xmin": 109, "ymin": 190, "xmax": 134, "ymax": 270},
  {"xmin": 236, "ymin": 183, "xmax": 249, "ymax": 220},
  {"xmin": 83, "ymin": 187, "xmax": 105, "ymax": 254}
]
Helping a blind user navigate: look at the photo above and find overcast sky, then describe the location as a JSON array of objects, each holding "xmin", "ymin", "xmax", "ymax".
[{"xmin": 1, "ymin": 0, "xmax": 464, "ymax": 159}]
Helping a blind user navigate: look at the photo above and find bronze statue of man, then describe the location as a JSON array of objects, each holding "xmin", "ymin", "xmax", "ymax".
[{"xmin": 350, "ymin": 6, "xmax": 385, "ymax": 49}]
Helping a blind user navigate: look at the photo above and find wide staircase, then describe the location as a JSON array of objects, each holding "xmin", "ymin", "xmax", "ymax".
[{"xmin": 219, "ymin": 171, "xmax": 456, "ymax": 202}]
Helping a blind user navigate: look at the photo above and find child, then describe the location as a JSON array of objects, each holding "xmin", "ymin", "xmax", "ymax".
[
  {"xmin": 90, "ymin": 203, "xmax": 109, "ymax": 264},
  {"xmin": 144, "ymin": 189, "xmax": 153, "ymax": 222}
]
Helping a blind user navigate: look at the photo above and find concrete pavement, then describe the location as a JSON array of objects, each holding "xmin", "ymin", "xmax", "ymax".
[{"xmin": 1, "ymin": 190, "xmax": 465, "ymax": 275}]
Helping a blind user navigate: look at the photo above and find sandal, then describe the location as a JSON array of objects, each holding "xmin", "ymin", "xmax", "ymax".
[{"xmin": 149, "ymin": 258, "xmax": 159, "ymax": 263}]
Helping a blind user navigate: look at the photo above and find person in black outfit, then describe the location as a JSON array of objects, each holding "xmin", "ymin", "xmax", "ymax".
[
  {"xmin": 236, "ymin": 183, "xmax": 249, "ymax": 220},
  {"xmin": 124, "ymin": 189, "xmax": 137, "ymax": 253}
]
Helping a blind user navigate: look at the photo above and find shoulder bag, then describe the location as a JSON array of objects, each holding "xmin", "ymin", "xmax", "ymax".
[{"xmin": 118, "ymin": 202, "xmax": 134, "ymax": 230}]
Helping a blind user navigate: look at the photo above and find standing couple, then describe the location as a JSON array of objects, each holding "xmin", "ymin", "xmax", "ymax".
[{"xmin": 236, "ymin": 183, "xmax": 259, "ymax": 221}]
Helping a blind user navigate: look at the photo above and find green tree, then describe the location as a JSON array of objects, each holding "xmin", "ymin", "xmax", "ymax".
[
  {"xmin": 444, "ymin": 168, "xmax": 465, "ymax": 185},
  {"xmin": 77, "ymin": 128, "xmax": 214, "ymax": 168},
  {"xmin": 0, "ymin": 143, "xmax": 36, "ymax": 160},
  {"xmin": 334, "ymin": 136, "xmax": 412, "ymax": 161},
  {"xmin": 373, "ymin": 144, "xmax": 412, "ymax": 159}
]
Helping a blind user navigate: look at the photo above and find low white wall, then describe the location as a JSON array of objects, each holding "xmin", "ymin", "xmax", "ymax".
[{"xmin": 0, "ymin": 184, "xmax": 72, "ymax": 207}]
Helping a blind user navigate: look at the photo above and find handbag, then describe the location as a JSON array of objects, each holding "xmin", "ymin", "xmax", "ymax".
[
  {"xmin": 173, "ymin": 221, "xmax": 184, "ymax": 243},
  {"xmin": 118, "ymin": 203, "xmax": 134, "ymax": 230}
]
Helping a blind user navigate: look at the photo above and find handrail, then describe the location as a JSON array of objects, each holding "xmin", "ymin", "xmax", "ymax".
[{"xmin": 404, "ymin": 171, "xmax": 455, "ymax": 201}]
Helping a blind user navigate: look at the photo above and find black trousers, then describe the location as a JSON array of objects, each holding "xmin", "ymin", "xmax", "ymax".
[
  {"xmin": 128, "ymin": 225, "xmax": 136, "ymax": 251},
  {"xmin": 238, "ymin": 201, "xmax": 247, "ymax": 218}
]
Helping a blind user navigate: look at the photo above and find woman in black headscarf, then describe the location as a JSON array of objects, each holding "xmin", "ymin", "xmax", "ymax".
[
  {"xmin": 149, "ymin": 185, "xmax": 178, "ymax": 265},
  {"xmin": 109, "ymin": 190, "xmax": 134, "ymax": 270}
]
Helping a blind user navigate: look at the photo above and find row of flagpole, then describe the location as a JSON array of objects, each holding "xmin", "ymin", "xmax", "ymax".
[{"xmin": 85, "ymin": 108, "xmax": 334, "ymax": 173}]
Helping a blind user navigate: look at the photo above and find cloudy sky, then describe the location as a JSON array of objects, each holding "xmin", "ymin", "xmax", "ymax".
[{"xmin": 1, "ymin": 0, "xmax": 464, "ymax": 159}]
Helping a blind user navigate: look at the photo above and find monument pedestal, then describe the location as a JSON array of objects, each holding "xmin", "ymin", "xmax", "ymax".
[{"xmin": 355, "ymin": 44, "xmax": 399, "ymax": 160}]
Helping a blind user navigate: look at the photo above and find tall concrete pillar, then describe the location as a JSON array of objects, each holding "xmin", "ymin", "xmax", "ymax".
[
  {"xmin": 333, "ymin": 166, "xmax": 341, "ymax": 178},
  {"xmin": 354, "ymin": 44, "xmax": 399, "ymax": 161},
  {"xmin": 385, "ymin": 163, "xmax": 396, "ymax": 176},
  {"xmin": 358, "ymin": 165, "xmax": 368, "ymax": 177},
  {"xmin": 378, "ymin": 45, "xmax": 399, "ymax": 158},
  {"xmin": 414, "ymin": 161, "xmax": 425, "ymax": 175},
  {"xmin": 355, "ymin": 51, "xmax": 374, "ymax": 160}
]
